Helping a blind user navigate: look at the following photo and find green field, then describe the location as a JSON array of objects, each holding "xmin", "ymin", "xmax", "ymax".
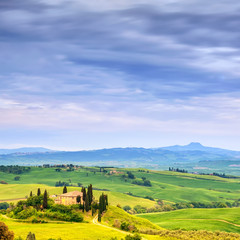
[
  {"xmin": 1, "ymin": 166, "xmax": 240, "ymax": 239},
  {"xmin": 0, "ymin": 215, "xmax": 127, "ymax": 240},
  {"xmin": 1, "ymin": 167, "xmax": 240, "ymax": 203},
  {"xmin": 0, "ymin": 211, "xmax": 168, "ymax": 240},
  {"xmin": 138, "ymin": 207, "xmax": 240, "ymax": 233}
]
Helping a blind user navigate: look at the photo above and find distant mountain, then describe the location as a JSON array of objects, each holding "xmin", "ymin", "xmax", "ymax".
[
  {"xmin": 0, "ymin": 147, "xmax": 54, "ymax": 155},
  {"xmin": 0, "ymin": 143, "xmax": 239, "ymax": 167},
  {"xmin": 161, "ymin": 142, "xmax": 239, "ymax": 155}
]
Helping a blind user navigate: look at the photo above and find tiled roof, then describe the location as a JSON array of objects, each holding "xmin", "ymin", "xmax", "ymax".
[{"xmin": 60, "ymin": 191, "xmax": 82, "ymax": 197}]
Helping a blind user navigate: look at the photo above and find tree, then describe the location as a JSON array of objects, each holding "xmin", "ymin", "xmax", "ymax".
[
  {"xmin": 105, "ymin": 194, "xmax": 108, "ymax": 206},
  {"xmin": 98, "ymin": 209, "xmax": 101, "ymax": 222},
  {"xmin": 43, "ymin": 190, "xmax": 48, "ymax": 209},
  {"xmin": 76, "ymin": 195, "xmax": 81, "ymax": 204},
  {"xmin": 123, "ymin": 205, "xmax": 131, "ymax": 212},
  {"xmin": 127, "ymin": 171, "xmax": 135, "ymax": 179},
  {"xmin": 87, "ymin": 184, "xmax": 93, "ymax": 205},
  {"xmin": 14, "ymin": 176, "xmax": 20, "ymax": 181},
  {"xmin": 82, "ymin": 202, "xmax": 85, "ymax": 213},
  {"xmin": 37, "ymin": 188, "xmax": 41, "ymax": 196},
  {"xmin": 85, "ymin": 194, "xmax": 90, "ymax": 212},
  {"xmin": 82, "ymin": 187, "xmax": 86, "ymax": 202},
  {"xmin": 99, "ymin": 193, "xmax": 108, "ymax": 215},
  {"xmin": 63, "ymin": 186, "xmax": 67, "ymax": 194},
  {"xmin": 0, "ymin": 222, "xmax": 14, "ymax": 240},
  {"xmin": 26, "ymin": 232, "xmax": 36, "ymax": 240},
  {"xmin": 0, "ymin": 202, "xmax": 9, "ymax": 210},
  {"xmin": 99, "ymin": 194, "xmax": 103, "ymax": 214},
  {"xmin": 30, "ymin": 191, "xmax": 33, "ymax": 197}
]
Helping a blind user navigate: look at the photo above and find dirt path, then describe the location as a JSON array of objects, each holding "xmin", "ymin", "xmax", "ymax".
[
  {"xmin": 92, "ymin": 215, "xmax": 129, "ymax": 235},
  {"xmin": 173, "ymin": 218, "xmax": 240, "ymax": 228},
  {"xmin": 0, "ymin": 198, "xmax": 26, "ymax": 203}
]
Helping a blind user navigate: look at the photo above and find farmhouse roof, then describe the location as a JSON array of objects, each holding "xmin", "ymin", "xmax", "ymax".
[{"xmin": 60, "ymin": 191, "xmax": 82, "ymax": 197}]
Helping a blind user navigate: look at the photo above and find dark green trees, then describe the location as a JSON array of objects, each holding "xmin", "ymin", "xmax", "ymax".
[
  {"xmin": 85, "ymin": 194, "xmax": 90, "ymax": 212},
  {"xmin": 98, "ymin": 193, "xmax": 108, "ymax": 222},
  {"xmin": 87, "ymin": 184, "xmax": 93, "ymax": 205},
  {"xmin": 43, "ymin": 190, "xmax": 48, "ymax": 209},
  {"xmin": 81, "ymin": 184, "xmax": 93, "ymax": 212},
  {"xmin": 30, "ymin": 191, "xmax": 33, "ymax": 197},
  {"xmin": 63, "ymin": 186, "xmax": 67, "ymax": 194},
  {"xmin": 37, "ymin": 188, "xmax": 41, "ymax": 196},
  {"xmin": 26, "ymin": 232, "xmax": 36, "ymax": 240},
  {"xmin": 82, "ymin": 187, "xmax": 86, "ymax": 202},
  {"xmin": 76, "ymin": 195, "xmax": 81, "ymax": 204}
]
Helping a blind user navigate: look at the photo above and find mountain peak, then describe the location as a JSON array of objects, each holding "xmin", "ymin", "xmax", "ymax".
[{"xmin": 187, "ymin": 142, "xmax": 203, "ymax": 147}]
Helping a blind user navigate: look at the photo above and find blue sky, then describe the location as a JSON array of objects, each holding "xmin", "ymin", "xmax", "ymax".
[{"xmin": 0, "ymin": 0, "xmax": 240, "ymax": 150}]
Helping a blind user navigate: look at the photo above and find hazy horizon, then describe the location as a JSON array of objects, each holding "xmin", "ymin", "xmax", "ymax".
[
  {"xmin": 0, "ymin": 141, "xmax": 239, "ymax": 152},
  {"xmin": 1, "ymin": 1, "xmax": 240, "ymax": 151}
]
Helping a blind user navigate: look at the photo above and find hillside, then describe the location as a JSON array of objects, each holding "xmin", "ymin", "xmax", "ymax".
[
  {"xmin": 138, "ymin": 207, "xmax": 240, "ymax": 233},
  {"xmin": 0, "ymin": 143, "xmax": 240, "ymax": 174},
  {"xmin": 1, "ymin": 167, "xmax": 240, "ymax": 204},
  {"xmin": 1, "ymin": 166, "xmax": 240, "ymax": 239}
]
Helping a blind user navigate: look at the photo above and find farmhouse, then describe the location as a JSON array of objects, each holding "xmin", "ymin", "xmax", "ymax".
[{"xmin": 55, "ymin": 190, "xmax": 83, "ymax": 205}]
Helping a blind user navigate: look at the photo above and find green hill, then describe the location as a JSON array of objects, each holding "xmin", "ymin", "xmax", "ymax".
[{"xmin": 138, "ymin": 207, "xmax": 240, "ymax": 233}]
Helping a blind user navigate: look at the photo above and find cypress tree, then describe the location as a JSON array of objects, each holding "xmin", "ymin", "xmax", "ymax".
[
  {"xmin": 91, "ymin": 206, "xmax": 95, "ymax": 216},
  {"xmin": 99, "ymin": 194, "xmax": 103, "ymax": 214},
  {"xmin": 98, "ymin": 209, "xmax": 101, "ymax": 222},
  {"xmin": 43, "ymin": 190, "xmax": 48, "ymax": 209},
  {"xmin": 30, "ymin": 191, "xmax": 33, "ymax": 197},
  {"xmin": 37, "ymin": 188, "xmax": 41, "ymax": 196},
  {"xmin": 101, "ymin": 193, "xmax": 106, "ymax": 212},
  {"xmin": 82, "ymin": 187, "xmax": 86, "ymax": 202},
  {"xmin": 82, "ymin": 202, "xmax": 85, "ymax": 212},
  {"xmin": 26, "ymin": 232, "xmax": 36, "ymax": 240},
  {"xmin": 76, "ymin": 195, "xmax": 81, "ymax": 204},
  {"xmin": 88, "ymin": 184, "xmax": 93, "ymax": 205},
  {"xmin": 63, "ymin": 185, "xmax": 67, "ymax": 194},
  {"xmin": 85, "ymin": 194, "xmax": 90, "ymax": 212},
  {"xmin": 105, "ymin": 194, "xmax": 108, "ymax": 206}
]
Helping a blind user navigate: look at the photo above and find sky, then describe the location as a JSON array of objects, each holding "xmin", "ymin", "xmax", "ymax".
[{"xmin": 0, "ymin": 0, "xmax": 240, "ymax": 151}]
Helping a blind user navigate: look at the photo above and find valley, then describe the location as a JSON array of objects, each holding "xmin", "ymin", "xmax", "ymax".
[{"xmin": 1, "ymin": 166, "xmax": 240, "ymax": 239}]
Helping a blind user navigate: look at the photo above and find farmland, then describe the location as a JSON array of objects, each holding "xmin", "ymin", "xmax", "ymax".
[
  {"xmin": 1, "ymin": 166, "xmax": 240, "ymax": 203},
  {"xmin": 1, "ymin": 166, "xmax": 240, "ymax": 239},
  {"xmin": 138, "ymin": 207, "xmax": 240, "ymax": 233}
]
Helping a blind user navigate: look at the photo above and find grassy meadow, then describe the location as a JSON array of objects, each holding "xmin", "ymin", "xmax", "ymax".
[
  {"xmin": 1, "ymin": 166, "xmax": 240, "ymax": 203},
  {"xmin": 0, "ymin": 215, "xmax": 127, "ymax": 240},
  {"xmin": 138, "ymin": 207, "xmax": 240, "ymax": 233},
  {"xmin": 1, "ymin": 166, "xmax": 240, "ymax": 239}
]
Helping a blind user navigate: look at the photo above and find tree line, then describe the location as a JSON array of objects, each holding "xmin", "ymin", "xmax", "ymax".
[{"xmin": 0, "ymin": 165, "xmax": 31, "ymax": 174}]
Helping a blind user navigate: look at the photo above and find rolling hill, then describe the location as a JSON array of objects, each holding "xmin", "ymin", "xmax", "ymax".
[{"xmin": 0, "ymin": 143, "xmax": 240, "ymax": 174}]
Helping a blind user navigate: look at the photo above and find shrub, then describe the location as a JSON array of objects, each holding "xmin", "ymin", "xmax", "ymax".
[
  {"xmin": 133, "ymin": 205, "xmax": 147, "ymax": 214},
  {"xmin": 120, "ymin": 221, "xmax": 130, "ymax": 231},
  {"xmin": 144, "ymin": 196, "xmax": 154, "ymax": 201},
  {"xmin": 0, "ymin": 222, "xmax": 14, "ymax": 240},
  {"xmin": 125, "ymin": 233, "xmax": 142, "ymax": 240},
  {"xmin": 14, "ymin": 176, "xmax": 20, "ymax": 181},
  {"xmin": 14, "ymin": 207, "xmax": 37, "ymax": 219},
  {"xmin": 127, "ymin": 171, "xmax": 135, "ymax": 179},
  {"xmin": 123, "ymin": 205, "xmax": 131, "ymax": 212},
  {"xmin": 0, "ymin": 202, "xmax": 9, "ymax": 210}
]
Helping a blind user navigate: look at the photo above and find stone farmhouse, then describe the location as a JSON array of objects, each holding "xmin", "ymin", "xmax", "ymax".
[{"xmin": 54, "ymin": 191, "xmax": 83, "ymax": 205}]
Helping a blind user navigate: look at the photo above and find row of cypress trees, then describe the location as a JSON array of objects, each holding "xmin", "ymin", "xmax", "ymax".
[
  {"xmin": 98, "ymin": 193, "xmax": 108, "ymax": 222},
  {"xmin": 29, "ymin": 188, "xmax": 48, "ymax": 209},
  {"xmin": 81, "ymin": 184, "xmax": 93, "ymax": 212}
]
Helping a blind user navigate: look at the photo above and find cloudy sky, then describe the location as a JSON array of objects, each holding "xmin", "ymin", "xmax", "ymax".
[{"xmin": 0, "ymin": 0, "xmax": 240, "ymax": 150}]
